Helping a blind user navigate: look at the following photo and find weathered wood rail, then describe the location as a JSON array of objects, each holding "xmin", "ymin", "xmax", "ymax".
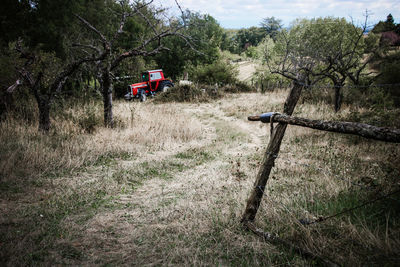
[{"xmin": 248, "ymin": 112, "xmax": 400, "ymax": 143}]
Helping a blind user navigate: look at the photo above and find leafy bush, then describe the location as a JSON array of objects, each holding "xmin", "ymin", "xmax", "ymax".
[
  {"xmin": 298, "ymin": 81, "xmax": 396, "ymax": 111},
  {"xmin": 154, "ymin": 83, "xmax": 223, "ymax": 103},
  {"xmin": 299, "ymin": 85, "xmax": 332, "ymax": 105},
  {"xmin": 220, "ymin": 50, "xmax": 243, "ymax": 62},
  {"xmin": 252, "ymin": 70, "xmax": 291, "ymax": 93},
  {"xmin": 338, "ymin": 109, "xmax": 400, "ymax": 128},
  {"xmin": 365, "ymin": 86, "xmax": 395, "ymax": 110},
  {"xmin": 367, "ymin": 50, "xmax": 400, "ymax": 106},
  {"xmin": 221, "ymin": 81, "xmax": 255, "ymax": 93},
  {"xmin": 375, "ymin": 56, "xmax": 400, "ymax": 106},
  {"xmin": 154, "ymin": 81, "xmax": 256, "ymax": 103},
  {"xmin": 244, "ymin": 46, "xmax": 258, "ymax": 59},
  {"xmin": 345, "ymin": 85, "xmax": 395, "ymax": 110},
  {"xmin": 189, "ymin": 60, "xmax": 238, "ymax": 86}
]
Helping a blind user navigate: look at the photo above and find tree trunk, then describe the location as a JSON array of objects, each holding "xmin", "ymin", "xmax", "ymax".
[
  {"xmin": 38, "ymin": 98, "xmax": 51, "ymax": 132},
  {"xmin": 101, "ymin": 69, "xmax": 114, "ymax": 128},
  {"xmin": 241, "ymin": 81, "xmax": 304, "ymax": 223},
  {"xmin": 334, "ymin": 86, "xmax": 342, "ymax": 113}
]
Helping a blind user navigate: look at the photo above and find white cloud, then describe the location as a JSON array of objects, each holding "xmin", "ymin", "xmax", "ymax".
[{"xmin": 155, "ymin": 0, "xmax": 400, "ymax": 28}]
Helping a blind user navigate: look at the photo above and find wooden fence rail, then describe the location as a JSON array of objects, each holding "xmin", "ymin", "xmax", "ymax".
[{"xmin": 248, "ymin": 112, "xmax": 400, "ymax": 143}]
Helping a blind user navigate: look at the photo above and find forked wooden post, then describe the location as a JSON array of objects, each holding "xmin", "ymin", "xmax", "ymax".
[
  {"xmin": 242, "ymin": 84, "xmax": 400, "ymax": 224},
  {"xmin": 241, "ymin": 81, "xmax": 304, "ymax": 223}
]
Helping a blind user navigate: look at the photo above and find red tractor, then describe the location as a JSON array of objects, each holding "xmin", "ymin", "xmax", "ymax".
[{"xmin": 124, "ymin": 69, "xmax": 173, "ymax": 101}]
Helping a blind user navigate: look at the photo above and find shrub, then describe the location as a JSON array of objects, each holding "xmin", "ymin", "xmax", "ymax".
[
  {"xmin": 344, "ymin": 84, "xmax": 395, "ymax": 110},
  {"xmin": 154, "ymin": 83, "xmax": 223, "ymax": 103},
  {"xmin": 252, "ymin": 70, "xmax": 291, "ymax": 93},
  {"xmin": 221, "ymin": 81, "xmax": 255, "ymax": 93},
  {"xmin": 338, "ymin": 109, "xmax": 400, "ymax": 128},
  {"xmin": 376, "ymin": 63, "xmax": 400, "ymax": 106},
  {"xmin": 244, "ymin": 46, "xmax": 258, "ymax": 59},
  {"xmin": 371, "ymin": 50, "xmax": 400, "ymax": 106},
  {"xmin": 365, "ymin": 85, "xmax": 395, "ymax": 110},
  {"xmin": 189, "ymin": 60, "xmax": 238, "ymax": 86}
]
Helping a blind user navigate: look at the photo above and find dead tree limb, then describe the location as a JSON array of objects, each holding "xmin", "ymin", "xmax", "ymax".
[{"xmin": 248, "ymin": 113, "xmax": 400, "ymax": 143}]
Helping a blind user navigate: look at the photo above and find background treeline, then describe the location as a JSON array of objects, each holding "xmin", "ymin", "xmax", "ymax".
[{"xmin": 235, "ymin": 13, "xmax": 400, "ymax": 112}]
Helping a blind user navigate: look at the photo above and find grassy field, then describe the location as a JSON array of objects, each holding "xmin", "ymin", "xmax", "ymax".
[{"xmin": 1, "ymin": 90, "xmax": 399, "ymax": 266}]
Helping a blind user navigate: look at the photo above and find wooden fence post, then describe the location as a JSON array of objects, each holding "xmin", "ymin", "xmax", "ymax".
[{"xmin": 241, "ymin": 81, "xmax": 304, "ymax": 223}]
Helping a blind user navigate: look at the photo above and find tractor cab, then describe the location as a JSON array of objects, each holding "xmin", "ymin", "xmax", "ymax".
[
  {"xmin": 124, "ymin": 69, "xmax": 173, "ymax": 102},
  {"xmin": 143, "ymin": 70, "xmax": 165, "ymax": 90}
]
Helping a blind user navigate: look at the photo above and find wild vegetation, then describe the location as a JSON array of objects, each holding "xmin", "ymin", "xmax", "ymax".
[
  {"xmin": 1, "ymin": 92, "xmax": 399, "ymax": 265},
  {"xmin": 1, "ymin": 0, "xmax": 400, "ymax": 266}
]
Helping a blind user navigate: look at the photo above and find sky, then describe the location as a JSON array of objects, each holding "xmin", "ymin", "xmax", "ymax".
[{"xmin": 156, "ymin": 0, "xmax": 400, "ymax": 29}]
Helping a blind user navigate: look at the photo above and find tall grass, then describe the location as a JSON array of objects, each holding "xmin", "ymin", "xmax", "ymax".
[
  {"xmin": 0, "ymin": 99, "xmax": 203, "ymax": 183},
  {"xmin": 1, "ymin": 90, "xmax": 399, "ymax": 266},
  {"xmin": 221, "ymin": 91, "xmax": 400, "ymax": 265}
]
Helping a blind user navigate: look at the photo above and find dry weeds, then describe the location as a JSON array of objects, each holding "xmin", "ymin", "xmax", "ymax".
[{"xmin": 1, "ymin": 91, "xmax": 399, "ymax": 266}]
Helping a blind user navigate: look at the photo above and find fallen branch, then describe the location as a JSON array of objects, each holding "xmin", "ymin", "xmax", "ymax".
[{"xmin": 248, "ymin": 112, "xmax": 400, "ymax": 143}]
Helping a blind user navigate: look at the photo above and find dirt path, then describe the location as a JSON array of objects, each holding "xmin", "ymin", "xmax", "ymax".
[
  {"xmin": 236, "ymin": 61, "xmax": 258, "ymax": 82},
  {"xmin": 3, "ymin": 92, "xmax": 301, "ymax": 266}
]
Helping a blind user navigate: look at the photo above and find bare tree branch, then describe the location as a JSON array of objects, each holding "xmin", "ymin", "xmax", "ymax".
[
  {"xmin": 75, "ymin": 14, "xmax": 109, "ymax": 49},
  {"xmin": 72, "ymin": 43, "xmax": 101, "ymax": 54}
]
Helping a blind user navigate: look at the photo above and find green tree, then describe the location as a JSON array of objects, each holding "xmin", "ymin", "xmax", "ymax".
[
  {"xmin": 20, "ymin": 0, "xmax": 95, "ymax": 58},
  {"xmin": 11, "ymin": 41, "xmax": 99, "ymax": 132},
  {"xmin": 260, "ymin": 16, "xmax": 283, "ymax": 40},
  {"xmin": 236, "ymin": 27, "xmax": 266, "ymax": 53},
  {"xmin": 0, "ymin": 0, "xmax": 32, "ymax": 48},
  {"xmin": 154, "ymin": 11, "xmax": 223, "ymax": 79},
  {"xmin": 265, "ymin": 16, "xmax": 378, "ymax": 112},
  {"xmin": 221, "ymin": 29, "xmax": 240, "ymax": 53},
  {"xmin": 1, "ymin": 0, "xmax": 106, "ymax": 131},
  {"xmin": 372, "ymin": 13, "xmax": 397, "ymax": 33}
]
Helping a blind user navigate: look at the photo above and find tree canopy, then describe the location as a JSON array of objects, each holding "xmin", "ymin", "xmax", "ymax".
[
  {"xmin": 260, "ymin": 16, "xmax": 282, "ymax": 40},
  {"xmin": 261, "ymin": 16, "xmax": 379, "ymax": 111},
  {"xmin": 154, "ymin": 10, "xmax": 223, "ymax": 79}
]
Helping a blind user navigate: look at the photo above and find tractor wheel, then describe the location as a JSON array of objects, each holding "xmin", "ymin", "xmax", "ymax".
[
  {"xmin": 159, "ymin": 81, "xmax": 174, "ymax": 93},
  {"xmin": 140, "ymin": 92, "xmax": 147, "ymax": 102}
]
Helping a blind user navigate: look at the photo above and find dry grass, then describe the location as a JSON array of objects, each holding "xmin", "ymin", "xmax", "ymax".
[
  {"xmin": 1, "ymin": 91, "xmax": 399, "ymax": 266},
  {"xmin": 0, "ymin": 101, "xmax": 204, "ymax": 181}
]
